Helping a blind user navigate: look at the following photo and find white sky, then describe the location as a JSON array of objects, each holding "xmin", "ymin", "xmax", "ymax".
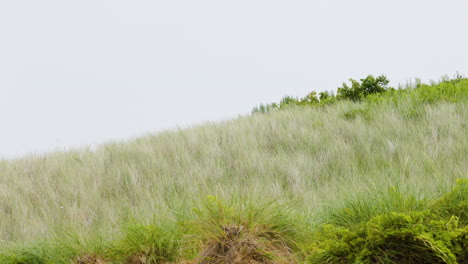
[{"xmin": 0, "ymin": 0, "xmax": 467, "ymax": 159}]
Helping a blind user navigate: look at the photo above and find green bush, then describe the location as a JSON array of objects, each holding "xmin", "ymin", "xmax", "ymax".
[{"xmin": 337, "ymin": 75, "xmax": 391, "ymax": 102}]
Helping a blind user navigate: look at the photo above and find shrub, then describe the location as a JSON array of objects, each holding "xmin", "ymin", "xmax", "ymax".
[{"xmin": 337, "ymin": 75, "xmax": 391, "ymax": 102}]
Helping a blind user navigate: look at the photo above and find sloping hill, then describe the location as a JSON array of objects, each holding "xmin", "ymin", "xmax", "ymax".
[{"xmin": 0, "ymin": 77, "xmax": 467, "ymax": 263}]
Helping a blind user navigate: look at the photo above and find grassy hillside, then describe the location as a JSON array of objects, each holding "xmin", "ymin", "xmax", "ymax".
[{"xmin": 0, "ymin": 77, "xmax": 467, "ymax": 263}]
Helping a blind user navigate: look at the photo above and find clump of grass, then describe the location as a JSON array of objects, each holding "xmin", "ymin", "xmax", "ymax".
[
  {"xmin": 106, "ymin": 218, "xmax": 183, "ymax": 264},
  {"xmin": 40, "ymin": 231, "xmax": 109, "ymax": 264},
  {"xmin": 0, "ymin": 245, "xmax": 48, "ymax": 264},
  {"xmin": 432, "ymin": 179, "xmax": 468, "ymax": 224},
  {"xmin": 197, "ymin": 224, "xmax": 293, "ymax": 264},
  {"xmin": 325, "ymin": 185, "xmax": 429, "ymax": 227},
  {"xmin": 189, "ymin": 197, "xmax": 302, "ymax": 264}
]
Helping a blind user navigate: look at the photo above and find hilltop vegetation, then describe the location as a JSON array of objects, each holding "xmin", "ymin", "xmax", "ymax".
[
  {"xmin": 252, "ymin": 74, "xmax": 466, "ymax": 113},
  {"xmin": 0, "ymin": 75, "xmax": 467, "ymax": 263}
]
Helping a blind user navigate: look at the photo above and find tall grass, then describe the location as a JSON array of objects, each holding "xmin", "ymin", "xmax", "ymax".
[{"xmin": 0, "ymin": 78, "xmax": 467, "ymax": 262}]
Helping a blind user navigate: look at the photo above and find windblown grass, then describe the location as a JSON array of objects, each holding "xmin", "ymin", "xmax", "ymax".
[{"xmin": 0, "ymin": 77, "xmax": 467, "ymax": 263}]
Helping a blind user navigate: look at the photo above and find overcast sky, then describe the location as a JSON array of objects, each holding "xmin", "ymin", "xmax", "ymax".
[{"xmin": 0, "ymin": 0, "xmax": 467, "ymax": 159}]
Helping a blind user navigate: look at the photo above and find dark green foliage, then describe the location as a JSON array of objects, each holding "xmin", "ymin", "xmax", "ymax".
[
  {"xmin": 337, "ymin": 75, "xmax": 391, "ymax": 101},
  {"xmin": 319, "ymin": 91, "xmax": 331, "ymax": 101},
  {"xmin": 342, "ymin": 108, "xmax": 371, "ymax": 121}
]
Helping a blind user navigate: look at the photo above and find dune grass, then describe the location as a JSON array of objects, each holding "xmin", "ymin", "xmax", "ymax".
[{"xmin": 0, "ymin": 77, "xmax": 467, "ymax": 263}]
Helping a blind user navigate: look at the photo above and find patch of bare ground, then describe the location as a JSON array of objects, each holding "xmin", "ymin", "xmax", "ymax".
[
  {"xmin": 123, "ymin": 253, "xmax": 193, "ymax": 264},
  {"xmin": 127, "ymin": 253, "xmax": 147, "ymax": 264},
  {"xmin": 74, "ymin": 255, "xmax": 109, "ymax": 264}
]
